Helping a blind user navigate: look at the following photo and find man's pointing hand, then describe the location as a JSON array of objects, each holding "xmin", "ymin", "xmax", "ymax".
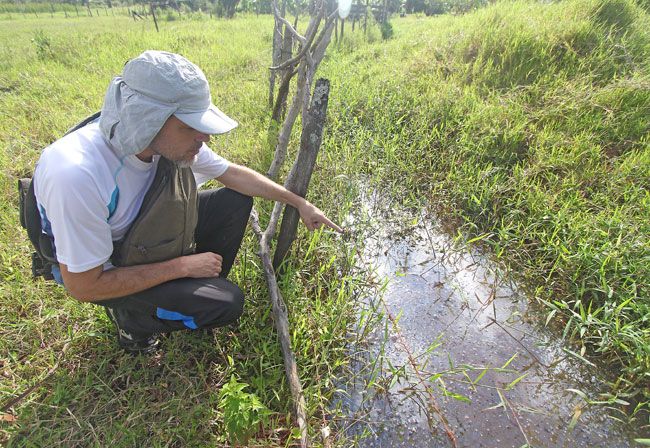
[{"xmin": 298, "ymin": 201, "xmax": 344, "ymax": 233}]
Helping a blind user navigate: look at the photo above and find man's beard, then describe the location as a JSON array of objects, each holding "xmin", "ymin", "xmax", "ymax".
[{"xmin": 175, "ymin": 154, "xmax": 198, "ymax": 168}]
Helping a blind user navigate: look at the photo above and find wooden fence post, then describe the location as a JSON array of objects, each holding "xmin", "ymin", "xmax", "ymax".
[
  {"xmin": 334, "ymin": 16, "xmax": 338, "ymax": 42},
  {"xmin": 364, "ymin": 0, "xmax": 368, "ymax": 32},
  {"xmin": 150, "ymin": 3, "xmax": 159, "ymax": 32},
  {"xmin": 273, "ymin": 78, "xmax": 330, "ymax": 270}
]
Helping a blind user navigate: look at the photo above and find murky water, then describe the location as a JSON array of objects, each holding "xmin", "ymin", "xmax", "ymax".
[{"xmin": 335, "ymin": 189, "xmax": 645, "ymax": 448}]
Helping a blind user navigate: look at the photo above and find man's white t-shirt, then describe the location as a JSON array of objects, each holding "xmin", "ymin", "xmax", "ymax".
[{"xmin": 34, "ymin": 122, "xmax": 230, "ymax": 274}]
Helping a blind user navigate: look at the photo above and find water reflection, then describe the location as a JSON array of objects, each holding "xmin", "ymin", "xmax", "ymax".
[{"xmin": 335, "ymin": 188, "xmax": 641, "ymax": 448}]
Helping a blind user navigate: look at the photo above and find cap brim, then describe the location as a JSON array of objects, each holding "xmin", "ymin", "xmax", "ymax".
[{"xmin": 174, "ymin": 104, "xmax": 238, "ymax": 135}]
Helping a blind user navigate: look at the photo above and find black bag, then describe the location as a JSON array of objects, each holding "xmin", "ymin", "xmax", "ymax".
[
  {"xmin": 19, "ymin": 111, "xmax": 101, "ymax": 280},
  {"xmin": 18, "ymin": 177, "xmax": 56, "ymax": 280}
]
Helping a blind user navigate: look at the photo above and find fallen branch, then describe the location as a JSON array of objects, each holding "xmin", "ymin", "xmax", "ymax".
[{"xmin": 250, "ymin": 208, "xmax": 309, "ymax": 447}]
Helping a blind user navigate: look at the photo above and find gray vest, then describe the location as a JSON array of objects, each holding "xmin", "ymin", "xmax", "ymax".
[{"xmin": 111, "ymin": 157, "xmax": 198, "ymax": 267}]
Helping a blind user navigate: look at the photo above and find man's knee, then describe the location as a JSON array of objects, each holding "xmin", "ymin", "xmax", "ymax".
[
  {"xmin": 222, "ymin": 283, "xmax": 245, "ymax": 324},
  {"xmin": 200, "ymin": 280, "xmax": 245, "ymax": 327},
  {"xmin": 223, "ymin": 188, "xmax": 253, "ymax": 215}
]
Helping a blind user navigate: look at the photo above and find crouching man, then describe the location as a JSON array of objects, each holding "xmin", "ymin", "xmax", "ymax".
[{"xmin": 31, "ymin": 50, "xmax": 342, "ymax": 354}]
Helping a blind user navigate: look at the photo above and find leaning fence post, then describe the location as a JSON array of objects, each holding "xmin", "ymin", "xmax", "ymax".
[
  {"xmin": 150, "ymin": 3, "xmax": 159, "ymax": 32},
  {"xmin": 273, "ymin": 79, "xmax": 330, "ymax": 271}
]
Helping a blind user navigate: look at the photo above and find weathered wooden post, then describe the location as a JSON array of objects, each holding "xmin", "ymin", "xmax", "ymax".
[
  {"xmin": 273, "ymin": 79, "xmax": 330, "ymax": 270},
  {"xmin": 334, "ymin": 16, "xmax": 338, "ymax": 42},
  {"xmin": 268, "ymin": 0, "xmax": 285, "ymax": 109},
  {"xmin": 274, "ymin": 0, "xmax": 294, "ymax": 121}
]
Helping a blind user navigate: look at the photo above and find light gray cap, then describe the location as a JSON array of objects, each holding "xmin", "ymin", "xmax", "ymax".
[{"xmin": 99, "ymin": 50, "xmax": 237, "ymax": 157}]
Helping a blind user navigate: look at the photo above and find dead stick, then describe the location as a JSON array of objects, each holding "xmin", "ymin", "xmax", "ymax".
[{"xmin": 250, "ymin": 208, "xmax": 310, "ymax": 448}]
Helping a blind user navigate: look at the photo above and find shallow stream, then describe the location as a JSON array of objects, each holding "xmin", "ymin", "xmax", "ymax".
[{"xmin": 336, "ymin": 188, "xmax": 645, "ymax": 447}]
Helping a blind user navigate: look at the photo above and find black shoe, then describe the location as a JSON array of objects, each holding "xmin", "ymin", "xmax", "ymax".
[{"xmin": 105, "ymin": 308, "xmax": 160, "ymax": 355}]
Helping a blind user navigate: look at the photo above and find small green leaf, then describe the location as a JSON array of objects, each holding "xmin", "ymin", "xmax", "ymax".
[
  {"xmin": 505, "ymin": 373, "xmax": 528, "ymax": 390},
  {"xmin": 501, "ymin": 352, "xmax": 518, "ymax": 369}
]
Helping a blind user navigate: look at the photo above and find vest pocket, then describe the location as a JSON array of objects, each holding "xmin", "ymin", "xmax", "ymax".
[{"xmin": 123, "ymin": 233, "xmax": 185, "ymax": 265}]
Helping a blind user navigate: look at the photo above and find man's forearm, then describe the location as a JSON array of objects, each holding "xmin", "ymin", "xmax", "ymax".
[
  {"xmin": 62, "ymin": 251, "xmax": 223, "ymax": 302},
  {"xmin": 217, "ymin": 164, "xmax": 307, "ymax": 208},
  {"xmin": 216, "ymin": 163, "xmax": 343, "ymax": 233},
  {"xmin": 62, "ymin": 258, "xmax": 187, "ymax": 302}
]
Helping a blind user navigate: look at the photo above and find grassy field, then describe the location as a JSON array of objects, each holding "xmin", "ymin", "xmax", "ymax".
[
  {"xmin": 0, "ymin": 13, "xmax": 366, "ymax": 447},
  {"xmin": 1, "ymin": 0, "xmax": 649, "ymax": 445}
]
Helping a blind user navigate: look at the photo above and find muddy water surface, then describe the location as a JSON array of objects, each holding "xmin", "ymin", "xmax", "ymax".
[{"xmin": 337, "ymin": 190, "xmax": 644, "ymax": 447}]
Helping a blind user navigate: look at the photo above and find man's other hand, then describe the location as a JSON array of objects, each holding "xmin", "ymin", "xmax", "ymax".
[
  {"xmin": 181, "ymin": 252, "xmax": 223, "ymax": 278},
  {"xmin": 298, "ymin": 201, "xmax": 344, "ymax": 233}
]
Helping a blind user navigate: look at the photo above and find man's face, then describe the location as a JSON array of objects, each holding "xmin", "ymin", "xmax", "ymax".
[{"xmin": 148, "ymin": 115, "xmax": 211, "ymax": 167}]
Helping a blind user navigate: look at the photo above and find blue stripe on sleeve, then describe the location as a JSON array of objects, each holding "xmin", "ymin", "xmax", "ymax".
[{"xmin": 107, "ymin": 187, "xmax": 119, "ymax": 220}]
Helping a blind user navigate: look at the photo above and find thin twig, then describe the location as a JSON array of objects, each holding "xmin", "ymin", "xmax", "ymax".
[
  {"xmin": 500, "ymin": 391, "xmax": 532, "ymax": 446},
  {"xmin": 483, "ymin": 317, "xmax": 549, "ymax": 367},
  {"xmin": 273, "ymin": 5, "xmax": 306, "ymax": 44},
  {"xmin": 380, "ymin": 298, "xmax": 458, "ymax": 446}
]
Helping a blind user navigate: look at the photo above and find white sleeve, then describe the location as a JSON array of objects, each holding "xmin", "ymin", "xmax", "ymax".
[
  {"xmin": 191, "ymin": 144, "xmax": 231, "ymax": 185},
  {"xmin": 37, "ymin": 165, "xmax": 114, "ymax": 273}
]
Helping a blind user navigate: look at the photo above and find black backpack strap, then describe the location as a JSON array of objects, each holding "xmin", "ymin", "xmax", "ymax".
[{"xmin": 65, "ymin": 111, "xmax": 101, "ymax": 135}]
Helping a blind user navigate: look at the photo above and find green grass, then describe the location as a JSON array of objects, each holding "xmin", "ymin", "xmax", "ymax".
[
  {"xmin": 320, "ymin": 0, "xmax": 649, "ymax": 415},
  {"xmin": 1, "ymin": 0, "xmax": 649, "ymax": 444},
  {"xmin": 0, "ymin": 13, "xmax": 365, "ymax": 446}
]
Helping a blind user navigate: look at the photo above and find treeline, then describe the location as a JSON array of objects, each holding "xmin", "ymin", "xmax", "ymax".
[
  {"xmin": 0, "ymin": 0, "xmax": 493, "ymax": 18},
  {"xmin": 404, "ymin": 0, "xmax": 490, "ymax": 15}
]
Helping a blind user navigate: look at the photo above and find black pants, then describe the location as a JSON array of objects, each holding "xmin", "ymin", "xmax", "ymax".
[{"xmin": 101, "ymin": 188, "xmax": 253, "ymax": 338}]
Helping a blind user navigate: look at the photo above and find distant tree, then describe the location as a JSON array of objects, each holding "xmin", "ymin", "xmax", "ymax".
[{"xmin": 219, "ymin": 0, "xmax": 239, "ymax": 17}]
